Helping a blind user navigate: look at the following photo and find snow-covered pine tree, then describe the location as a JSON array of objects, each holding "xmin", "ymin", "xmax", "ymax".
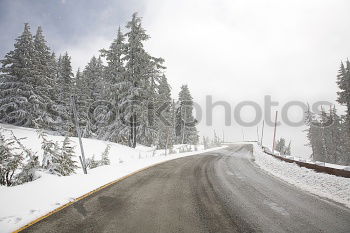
[
  {"xmin": 8, "ymin": 130, "xmax": 40, "ymax": 184},
  {"xmin": 139, "ymin": 57, "xmax": 165, "ymax": 145},
  {"xmin": 328, "ymin": 106, "xmax": 345, "ymax": 164},
  {"xmin": 304, "ymin": 106, "xmax": 327, "ymax": 162},
  {"xmin": 120, "ymin": 13, "xmax": 163, "ymax": 148},
  {"xmin": 175, "ymin": 85, "xmax": 199, "ymax": 145},
  {"xmin": 83, "ymin": 56, "xmax": 105, "ymax": 102},
  {"xmin": 56, "ymin": 52, "xmax": 75, "ymax": 135},
  {"xmin": 275, "ymin": 138, "xmax": 286, "ymax": 154},
  {"xmin": 336, "ymin": 61, "xmax": 350, "ymax": 165},
  {"xmin": 0, "ymin": 129, "xmax": 23, "ymax": 186},
  {"xmin": 58, "ymin": 53, "xmax": 74, "ymax": 103},
  {"xmin": 86, "ymin": 155, "xmax": 99, "ymax": 169},
  {"xmin": 275, "ymin": 137, "xmax": 292, "ymax": 155},
  {"xmin": 156, "ymin": 75, "xmax": 175, "ymax": 149},
  {"xmin": 45, "ymin": 52, "xmax": 63, "ymax": 132},
  {"xmin": 101, "ymin": 27, "xmax": 125, "ymax": 103},
  {"xmin": 81, "ymin": 56, "xmax": 108, "ymax": 137},
  {"xmin": 319, "ymin": 108, "xmax": 333, "ymax": 162},
  {"xmin": 0, "ymin": 23, "xmax": 38, "ymax": 127},
  {"xmin": 39, "ymin": 131, "xmax": 61, "ymax": 175},
  {"xmin": 310, "ymin": 105, "xmax": 349, "ymax": 164},
  {"xmin": 59, "ymin": 136, "xmax": 78, "ymax": 176},
  {"xmin": 340, "ymin": 114, "xmax": 350, "ymax": 165},
  {"xmin": 99, "ymin": 27, "xmax": 126, "ymax": 143},
  {"xmin": 15, "ymin": 155, "xmax": 39, "ymax": 185},
  {"xmin": 74, "ymin": 69, "xmax": 91, "ymax": 137},
  {"xmin": 336, "ymin": 61, "xmax": 350, "ymax": 122},
  {"xmin": 32, "ymin": 26, "xmax": 57, "ymax": 129},
  {"xmin": 74, "ymin": 68, "xmax": 82, "ymax": 96},
  {"xmin": 100, "ymin": 144, "xmax": 111, "ymax": 165},
  {"xmin": 141, "ymin": 56, "xmax": 166, "ymax": 146}
]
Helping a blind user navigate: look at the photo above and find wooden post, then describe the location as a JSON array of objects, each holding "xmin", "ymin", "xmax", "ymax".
[
  {"xmin": 272, "ymin": 111, "xmax": 278, "ymax": 154},
  {"xmin": 260, "ymin": 120, "xmax": 265, "ymax": 145},
  {"xmin": 72, "ymin": 96, "xmax": 87, "ymax": 174}
]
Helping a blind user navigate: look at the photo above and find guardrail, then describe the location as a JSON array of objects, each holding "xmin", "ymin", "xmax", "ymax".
[{"xmin": 263, "ymin": 150, "xmax": 350, "ymax": 178}]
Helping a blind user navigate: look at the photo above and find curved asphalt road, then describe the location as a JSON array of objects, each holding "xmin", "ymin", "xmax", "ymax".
[{"xmin": 22, "ymin": 144, "xmax": 350, "ymax": 233}]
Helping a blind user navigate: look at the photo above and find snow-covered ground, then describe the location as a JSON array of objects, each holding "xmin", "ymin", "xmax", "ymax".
[
  {"xmin": 0, "ymin": 124, "xmax": 226, "ymax": 233},
  {"xmin": 252, "ymin": 143, "xmax": 350, "ymax": 209}
]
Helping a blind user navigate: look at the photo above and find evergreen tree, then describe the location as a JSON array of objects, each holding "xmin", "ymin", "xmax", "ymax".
[
  {"xmin": 16, "ymin": 155, "xmax": 39, "ymax": 185},
  {"xmin": 305, "ymin": 105, "xmax": 348, "ymax": 164},
  {"xmin": 0, "ymin": 129, "xmax": 23, "ymax": 186},
  {"xmin": 56, "ymin": 52, "xmax": 74, "ymax": 134},
  {"xmin": 99, "ymin": 27, "xmax": 126, "ymax": 143},
  {"xmin": 336, "ymin": 61, "xmax": 350, "ymax": 121},
  {"xmin": 175, "ymin": 85, "xmax": 199, "ymax": 144},
  {"xmin": 81, "ymin": 56, "xmax": 107, "ymax": 137},
  {"xmin": 120, "ymin": 13, "xmax": 163, "ymax": 148},
  {"xmin": 74, "ymin": 69, "xmax": 91, "ymax": 137},
  {"xmin": 0, "ymin": 24, "xmax": 58, "ymax": 129},
  {"xmin": 83, "ymin": 56, "xmax": 105, "ymax": 102},
  {"xmin": 32, "ymin": 26, "xmax": 57, "ymax": 129},
  {"xmin": 0, "ymin": 128, "xmax": 40, "ymax": 186},
  {"xmin": 275, "ymin": 137, "xmax": 291, "ymax": 155},
  {"xmin": 59, "ymin": 136, "xmax": 78, "ymax": 176},
  {"xmin": 328, "ymin": 106, "xmax": 345, "ymax": 163},
  {"xmin": 156, "ymin": 75, "xmax": 175, "ymax": 149},
  {"xmin": 0, "ymin": 23, "xmax": 38, "ymax": 126},
  {"xmin": 101, "ymin": 27, "xmax": 125, "ymax": 104},
  {"xmin": 275, "ymin": 138, "xmax": 286, "ymax": 154},
  {"xmin": 138, "ymin": 56, "xmax": 165, "ymax": 146},
  {"xmin": 336, "ymin": 61, "xmax": 350, "ymax": 164},
  {"xmin": 100, "ymin": 144, "xmax": 111, "ymax": 165},
  {"xmin": 86, "ymin": 155, "xmax": 99, "ymax": 169},
  {"xmin": 9, "ymin": 130, "xmax": 40, "ymax": 184},
  {"xmin": 39, "ymin": 131, "xmax": 61, "ymax": 174},
  {"xmin": 45, "ymin": 52, "xmax": 63, "ymax": 131},
  {"xmin": 58, "ymin": 52, "xmax": 74, "ymax": 104},
  {"xmin": 305, "ymin": 106, "xmax": 327, "ymax": 162}
]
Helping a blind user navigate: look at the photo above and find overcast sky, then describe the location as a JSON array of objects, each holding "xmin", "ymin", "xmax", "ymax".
[{"xmin": 1, "ymin": 0, "xmax": 350, "ymax": 157}]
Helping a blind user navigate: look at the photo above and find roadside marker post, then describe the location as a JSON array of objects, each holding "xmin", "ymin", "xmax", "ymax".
[{"xmin": 71, "ymin": 96, "xmax": 88, "ymax": 174}]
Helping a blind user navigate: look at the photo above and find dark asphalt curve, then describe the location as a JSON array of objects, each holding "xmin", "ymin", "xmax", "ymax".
[{"xmin": 21, "ymin": 144, "xmax": 350, "ymax": 233}]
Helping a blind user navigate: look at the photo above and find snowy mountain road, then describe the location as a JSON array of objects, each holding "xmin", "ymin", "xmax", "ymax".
[{"xmin": 21, "ymin": 144, "xmax": 350, "ymax": 233}]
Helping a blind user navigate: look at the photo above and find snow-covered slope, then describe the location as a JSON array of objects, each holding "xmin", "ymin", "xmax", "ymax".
[
  {"xmin": 252, "ymin": 143, "xmax": 350, "ymax": 209},
  {"xmin": 0, "ymin": 124, "xmax": 226, "ymax": 233},
  {"xmin": 0, "ymin": 123, "xmax": 177, "ymax": 167}
]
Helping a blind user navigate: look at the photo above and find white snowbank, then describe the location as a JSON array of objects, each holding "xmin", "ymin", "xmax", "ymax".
[
  {"xmin": 255, "ymin": 141, "xmax": 349, "ymax": 171},
  {"xmin": 0, "ymin": 124, "xmax": 226, "ymax": 232},
  {"xmin": 252, "ymin": 143, "xmax": 350, "ymax": 208}
]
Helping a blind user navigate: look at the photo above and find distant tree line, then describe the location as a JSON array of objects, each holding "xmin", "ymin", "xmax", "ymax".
[
  {"xmin": 0, "ymin": 13, "xmax": 199, "ymax": 150},
  {"xmin": 305, "ymin": 61, "xmax": 350, "ymax": 165}
]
